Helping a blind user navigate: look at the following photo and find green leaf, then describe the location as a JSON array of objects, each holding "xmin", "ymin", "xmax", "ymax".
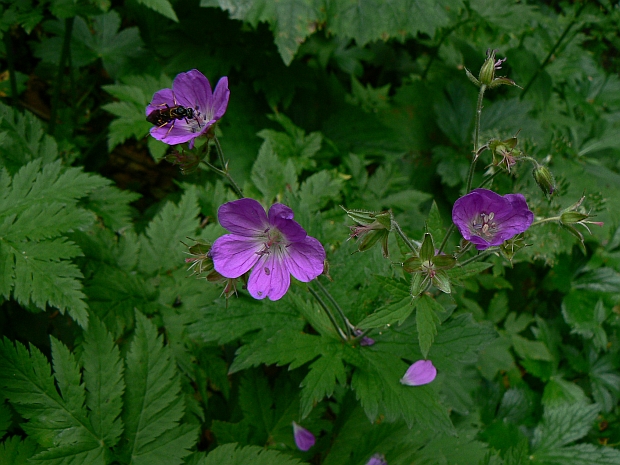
[
  {"xmin": 0, "ymin": 160, "xmax": 111, "ymax": 327},
  {"xmin": 81, "ymin": 317, "xmax": 125, "ymax": 448},
  {"xmin": 510, "ymin": 334, "xmax": 553, "ymax": 362},
  {"xmin": 139, "ymin": 186, "xmax": 200, "ymax": 275},
  {"xmin": 532, "ymin": 403, "xmax": 599, "ymax": 451},
  {"xmin": 134, "ymin": 0, "xmax": 178, "ymax": 21},
  {"xmin": 0, "ymin": 436, "xmax": 38, "ymax": 465},
  {"xmin": 120, "ymin": 312, "xmax": 197, "ymax": 465},
  {"xmin": 446, "ymin": 262, "xmax": 493, "ymax": 281},
  {"xmin": 251, "ymin": 140, "xmax": 287, "ymax": 203},
  {"xmin": 200, "ymin": 443, "xmax": 304, "ymax": 465},
  {"xmin": 350, "ymin": 349, "xmax": 454, "ymax": 434},
  {"xmin": 416, "ymin": 295, "xmax": 441, "ymax": 358},
  {"xmin": 298, "ymin": 171, "xmax": 343, "ymax": 212},
  {"xmin": 85, "ymin": 185, "xmax": 140, "ymax": 231},
  {"xmin": 299, "ymin": 345, "xmax": 346, "ymax": 418},
  {"xmin": 425, "ymin": 201, "xmax": 444, "ymax": 244},
  {"xmin": 229, "ymin": 330, "xmax": 323, "ymax": 374},
  {"xmin": 358, "ymin": 297, "xmax": 414, "ymax": 329},
  {"xmin": 238, "ymin": 370, "xmax": 274, "ymax": 444},
  {"xmin": 532, "ymin": 443, "xmax": 620, "ymax": 465},
  {"xmin": 204, "ymin": 0, "xmax": 323, "ymax": 65}
]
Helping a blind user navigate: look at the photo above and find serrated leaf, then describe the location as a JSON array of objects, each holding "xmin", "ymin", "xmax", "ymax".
[
  {"xmin": 81, "ymin": 317, "xmax": 125, "ymax": 448},
  {"xmin": 135, "ymin": 0, "xmax": 178, "ymax": 21},
  {"xmin": 446, "ymin": 262, "xmax": 493, "ymax": 280},
  {"xmin": 139, "ymin": 186, "xmax": 200, "ymax": 275},
  {"xmin": 299, "ymin": 345, "xmax": 346, "ymax": 418},
  {"xmin": 200, "ymin": 443, "xmax": 304, "ymax": 465},
  {"xmin": 229, "ymin": 330, "xmax": 323, "ymax": 374},
  {"xmin": 532, "ymin": 403, "xmax": 600, "ymax": 451},
  {"xmin": 358, "ymin": 297, "xmax": 414, "ymax": 329},
  {"xmin": 120, "ymin": 312, "xmax": 197, "ymax": 465},
  {"xmin": 0, "ymin": 436, "xmax": 38, "ymax": 465},
  {"xmin": 350, "ymin": 350, "xmax": 453, "ymax": 434},
  {"xmin": 251, "ymin": 140, "xmax": 287, "ymax": 203},
  {"xmin": 298, "ymin": 171, "xmax": 343, "ymax": 212},
  {"xmin": 416, "ymin": 295, "xmax": 441, "ymax": 358},
  {"xmin": 531, "ymin": 443, "xmax": 620, "ymax": 465}
]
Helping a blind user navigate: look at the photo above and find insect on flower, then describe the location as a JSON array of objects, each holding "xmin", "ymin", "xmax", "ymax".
[{"xmin": 146, "ymin": 93, "xmax": 199, "ymax": 136}]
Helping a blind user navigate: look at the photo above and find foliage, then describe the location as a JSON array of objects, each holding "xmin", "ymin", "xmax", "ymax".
[{"xmin": 2, "ymin": 0, "xmax": 620, "ymax": 464}]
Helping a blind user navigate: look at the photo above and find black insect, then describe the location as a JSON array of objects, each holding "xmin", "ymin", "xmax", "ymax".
[{"xmin": 146, "ymin": 103, "xmax": 195, "ymax": 127}]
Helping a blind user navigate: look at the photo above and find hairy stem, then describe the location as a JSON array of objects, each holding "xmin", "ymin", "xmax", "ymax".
[
  {"xmin": 213, "ymin": 136, "xmax": 244, "ymax": 198},
  {"xmin": 465, "ymin": 84, "xmax": 487, "ymax": 193},
  {"xmin": 316, "ymin": 279, "xmax": 352, "ymax": 337},
  {"xmin": 49, "ymin": 17, "xmax": 74, "ymax": 136},
  {"xmin": 308, "ymin": 286, "xmax": 348, "ymax": 341},
  {"xmin": 531, "ymin": 216, "xmax": 561, "ymax": 227},
  {"xmin": 392, "ymin": 220, "xmax": 419, "ymax": 253}
]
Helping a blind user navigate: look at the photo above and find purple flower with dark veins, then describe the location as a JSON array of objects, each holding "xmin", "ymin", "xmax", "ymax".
[
  {"xmin": 292, "ymin": 422, "xmax": 315, "ymax": 451},
  {"xmin": 452, "ymin": 189, "xmax": 534, "ymax": 251},
  {"xmin": 400, "ymin": 360, "xmax": 437, "ymax": 386},
  {"xmin": 146, "ymin": 69, "xmax": 229, "ymax": 147},
  {"xmin": 210, "ymin": 198, "xmax": 326, "ymax": 301}
]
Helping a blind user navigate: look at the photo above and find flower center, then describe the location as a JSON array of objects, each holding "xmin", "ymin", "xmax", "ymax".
[
  {"xmin": 471, "ymin": 211, "xmax": 498, "ymax": 240},
  {"xmin": 257, "ymin": 227, "xmax": 287, "ymax": 257}
]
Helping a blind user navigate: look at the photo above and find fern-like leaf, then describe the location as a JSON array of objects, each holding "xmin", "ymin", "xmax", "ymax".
[
  {"xmin": 201, "ymin": 443, "xmax": 304, "ymax": 465},
  {"xmin": 120, "ymin": 312, "xmax": 197, "ymax": 465}
]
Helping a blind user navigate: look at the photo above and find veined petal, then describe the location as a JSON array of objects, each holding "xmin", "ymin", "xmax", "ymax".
[
  {"xmin": 218, "ymin": 199, "xmax": 269, "ymax": 236},
  {"xmin": 284, "ymin": 236, "xmax": 325, "ymax": 282},
  {"xmin": 149, "ymin": 121, "xmax": 202, "ymax": 145},
  {"xmin": 211, "ymin": 235, "xmax": 262, "ymax": 278},
  {"xmin": 212, "ymin": 77, "xmax": 230, "ymax": 120},
  {"xmin": 269, "ymin": 203, "xmax": 307, "ymax": 242},
  {"xmin": 172, "ymin": 69, "xmax": 211, "ymax": 111},
  {"xmin": 146, "ymin": 88, "xmax": 174, "ymax": 115},
  {"xmin": 400, "ymin": 360, "xmax": 437, "ymax": 386},
  {"xmin": 247, "ymin": 252, "xmax": 290, "ymax": 301}
]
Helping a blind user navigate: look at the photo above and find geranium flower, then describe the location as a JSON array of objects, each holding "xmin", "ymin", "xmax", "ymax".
[
  {"xmin": 400, "ymin": 360, "xmax": 437, "ymax": 386},
  {"xmin": 146, "ymin": 69, "xmax": 229, "ymax": 147},
  {"xmin": 292, "ymin": 422, "xmax": 315, "ymax": 451},
  {"xmin": 452, "ymin": 189, "xmax": 534, "ymax": 250},
  {"xmin": 210, "ymin": 198, "xmax": 325, "ymax": 301}
]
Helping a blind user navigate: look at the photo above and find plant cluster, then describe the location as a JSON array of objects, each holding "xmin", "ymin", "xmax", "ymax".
[{"xmin": 1, "ymin": 1, "xmax": 620, "ymax": 465}]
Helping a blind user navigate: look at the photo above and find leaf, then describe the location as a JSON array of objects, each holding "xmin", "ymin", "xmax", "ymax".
[
  {"xmin": 350, "ymin": 349, "xmax": 454, "ymax": 434},
  {"xmin": 0, "ymin": 436, "xmax": 38, "ymax": 465},
  {"xmin": 229, "ymin": 330, "xmax": 323, "ymax": 374},
  {"xmin": 85, "ymin": 185, "xmax": 140, "ymax": 231},
  {"xmin": 204, "ymin": 0, "xmax": 323, "ymax": 65},
  {"xmin": 358, "ymin": 297, "xmax": 414, "ymax": 329},
  {"xmin": 299, "ymin": 345, "xmax": 346, "ymax": 418},
  {"xmin": 416, "ymin": 295, "xmax": 441, "ymax": 359},
  {"xmin": 139, "ymin": 186, "xmax": 200, "ymax": 275},
  {"xmin": 446, "ymin": 262, "xmax": 493, "ymax": 280},
  {"xmin": 251, "ymin": 140, "xmax": 287, "ymax": 203},
  {"xmin": 0, "ymin": 337, "xmax": 104, "ymax": 463},
  {"xmin": 532, "ymin": 443, "xmax": 620, "ymax": 465},
  {"xmin": 532, "ymin": 403, "xmax": 600, "ymax": 451},
  {"xmin": 200, "ymin": 443, "xmax": 304, "ymax": 465},
  {"xmin": 134, "ymin": 0, "xmax": 179, "ymax": 21},
  {"xmin": 238, "ymin": 370, "xmax": 274, "ymax": 444},
  {"xmin": 120, "ymin": 312, "xmax": 197, "ymax": 465},
  {"xmin": 0, "ymin": 160, "xmax": 110, "ymax": 328},
  {"xmin": 298, "ymin": 171, "xmax": 343, "ymax": 212},
  {"xmin": 81, "ymin": 317, "xmax": 125, "ymax": 448}
]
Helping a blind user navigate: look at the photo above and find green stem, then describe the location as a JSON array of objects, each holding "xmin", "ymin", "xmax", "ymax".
[
  {"xmin": 457, "ymin": 248, "xmax": 494, "ymax": 267},
  {"xmin": 477, "ymin": 169, "xmax": 501, "ymax": 190},
  {"xmin": 531, "ymin": 217, "xmax": 560, "ymax": 227},
  {"xmin": 4, "ymin": 29, "xmax": 18, "ymax": 106},
  {"xmin": 465, "ymin": 84, "xmax": 487, "ymax": 193},
  {"xmin": 49, "ymin": 17, "xmax": 74, "ymax": 136},
  {"xmin": 315, "ymin": 279, "xmax": 352, "ymax": 337},
  {"xmin": 213, "ymin": 136, "xmax": 244, "ymax": 198},
  {"xmin": 438, "ymin": 224, "xmax": 454, "ymax": 254},
  {"xmin": 308, "ymin": 286, "xmax": 348, "ymax": 342},
  {"xmin": 392, "ymin": 220, "xmax": 419, "ymax": 253},
  {"xmin": 520, "ymin": 2, "xmax": 586, "ymax": 99}
]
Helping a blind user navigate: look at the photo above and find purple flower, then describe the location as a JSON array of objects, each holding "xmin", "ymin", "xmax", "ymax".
[
  {"xmin": 210, "ymin": 199, "xmax": 326, "ymax": 301},
  {"xmin": 354, "ymin": 329, "xmax": 375, "ymax": 346},
  {"xmin": 452, "ymin": 189, "xmax": 534, "ymax": 251},
  {"xmin": 366, "ymin": 454, "xmax": 387, "ymax": 465},
  {"xmin": 292, "ymin": 422, "xmax": 315, "ymax": 451},
  {"xmin": 400, "ymin": 360, "xmax": 437, "ymax": 386},
  {"xmin": 146, "ymin": 69, "xmax": 229, "ymax": 148}
]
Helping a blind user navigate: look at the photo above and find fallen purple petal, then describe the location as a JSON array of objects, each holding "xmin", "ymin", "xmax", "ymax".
[
  {"xmin": 292, "ymin": 421, "xmax": 315, "ymax": 451},
  {"xmin": 366, "ymin": 454, "xmax": 387, "ymax": 465},
  {"xmin": 400, "ymin": 360, "xmax": 437, "ymax": 386}
]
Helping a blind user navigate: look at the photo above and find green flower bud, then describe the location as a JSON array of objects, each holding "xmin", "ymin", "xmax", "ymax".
[
  {"xmin": 533, "ymin": 165, "xmax": 556, "ymax": 196},
  {"xmin": 479, "ymin": 49, "xmax": 501, "ymax": 86}
]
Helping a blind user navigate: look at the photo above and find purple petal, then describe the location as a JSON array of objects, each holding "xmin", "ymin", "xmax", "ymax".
[
  {"xmin": 171, "ymin": 69, "xmax": 211, "ymax": 111},
  {"xmin": 366, "ymin": 454, "xmax": 387, "ymax": 465},
  {"xmin": 146, "ymin": 88, "xmax": 174, "ymax": 115},
  {"xmin": 247, "ymin": 252, "xmax": 291, "ymax": 301},
  {"xmin": 210, "ymin": 235, "xmax": 262, "ymax": 278},
  {"xmin": 149, "ymin": 122, "xmax": 200, "ymax": 145},
  {"xmin": 283, "ymin": 236, "xmax": 325, "ymax": 282},
  {"xmin": 218, "ymin": 199, "xmax": 269, "ymax": 236},
  {"xmin": 212, "ymin": 77, "xmax": 230, "ymax": 120},
  {"xmin": 400, "ymin": 360, "xmax": 437, "ymax": 386},
  {"xmin": 292, "ymin": 422, "xmax": 315, "ymax": 451},
  {"xmin": 268, "ymin": 203, "xmax": 307, "ymax": 242}
]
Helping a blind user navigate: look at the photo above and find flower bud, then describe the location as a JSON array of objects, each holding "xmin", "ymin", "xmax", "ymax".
[
  {"xmin": 533, "ymin": 165, "xmax": 556, "ymax": 196},
  {"xmin": 343, "ymin": 207, "xmax": 393, "ymax": 257},
  {"xmin": 479, "ymin": 49, "xmax": 501, "ymax": 85}
]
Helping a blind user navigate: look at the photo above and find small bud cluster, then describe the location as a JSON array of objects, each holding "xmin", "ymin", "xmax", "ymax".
[{"xmin": 465, "ymin": 49, "xmax": 520, "ymax": 89}]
